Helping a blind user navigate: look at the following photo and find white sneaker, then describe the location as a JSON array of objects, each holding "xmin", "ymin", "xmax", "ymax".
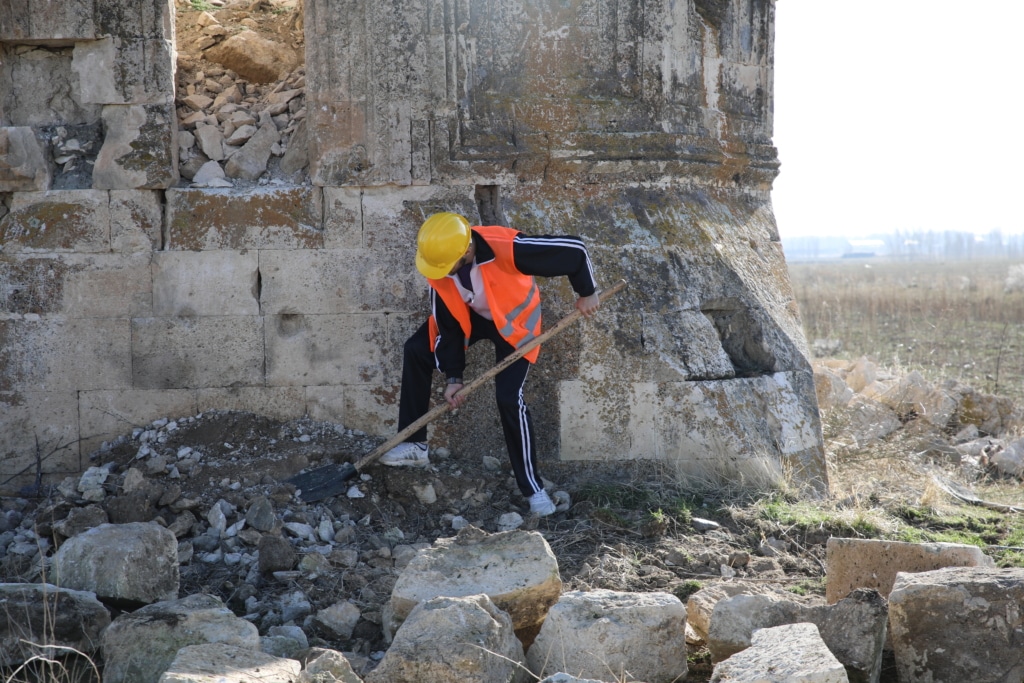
[
  {"xmin": 379, "ymin": 442, "xmax": 429, "ymax": 467},
  {"xmin": 529, "ymin": 489, "xmax": 556, "ymax": 516}
]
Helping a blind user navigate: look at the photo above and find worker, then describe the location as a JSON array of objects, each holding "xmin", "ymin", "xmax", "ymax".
[{"xmin": 379, "ymin": 212, "xmax": 600, "ymax": 516}]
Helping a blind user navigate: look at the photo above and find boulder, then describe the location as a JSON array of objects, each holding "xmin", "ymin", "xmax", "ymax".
[
  {"xmin": 707, "ymin": 588, "xmax": 886, "ymax": 683},
  {"xmin": 365, "ymin": 594, "xmax": 528, "ymax": 683},
  {"xmin": 889, "ymin": 566, "xmax": 1024, "ymax": 683},
  {"xmin": 0, "ymin": 583, "xmax": 110, "ymax": 665},
  {"xmin": 527, "ymin": 589, "xmax": 687, "ymax": 683},
  {"xmin": 157, "ymin": 643, "xmax": 300, "ymax": 683},
  {"xmin": 825, "ymin": 537, "xmax": 994, "ymax": 603},
  {"xmin": 52, "ymin": 521, "xmax": 179, "ymax": 604},
  {"xmin": 204, "ymin": 32, "xmax": 299, "ymax": 83},
  {"xmin": 813, "ymin": 365, "xmax": 854, "ymax": 410},
  {"xmin": 298, "ymin": 647, "xmax": 363, "ymax": 683},
  {"xmin": 101, "ymin": 594, "xmax": 260, "ymax": 683},
  {"xmin": 710, "ymin": 623, "xmax": 849, "ymax": 683},
  {"xmin": 868, "ymin": 371, "xmax": 958, "ymax": 428},
  {"xmin": 384, "ymin": 526, "xmax": 561, "ymax": 640},
  {"xmin": 687, "ymin": 581, "xmax": 799, "ymax": 641},
  {"xmin": 843, "ymin": 395, "xmax": 901, "ymax": 446}
]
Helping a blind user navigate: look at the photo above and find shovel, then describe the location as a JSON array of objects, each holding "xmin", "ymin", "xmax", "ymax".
[{"xmin": 287, "ymin": 279, "xmax": 627, "ymax": 501}]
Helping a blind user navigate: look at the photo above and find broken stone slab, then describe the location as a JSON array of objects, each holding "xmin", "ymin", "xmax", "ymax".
[
  {"xmin": 224, "ymin": 121, "xmax": 279, "ymax": 180},
  {"xmin": 687, "ymin": 581, "xmax": 803, "ymax": 642},
  {"xmin": 0, "ymin": 583, "xmax": 110, "ymax": 665},
  {"xmin": 158, "ymin": 643, "xmax": 300, "ymax": 683},
  {"xmin": 0, "ymin": 127, "xmax": 51, "ymax": 192},
  {"xmin": 825, "ymin": 537, "xmax": 994, "ymax": 603},
  {"xmin": 710, "ymin": 623, "xmax": 849, "ymax": 683},
  {"xmin": 53, "ymin": 521, "xmax": 179, "ymax": 604},
  {"xmin": 92, "ymin": 103, "xmax": 179, "ymax": 190},
  {"xmin": 383, "ymin": 526, "xmax": 561, "ymax": 641},
  {"xmin": 366, "ymin": 594, "xmax": 529, "ymax": 683},
  {"xmin": 864, "ymin": 370, "xmax": 958, "ymax": 428},
  {"xmin": 889, "ymin": 566, "xmax": 1024, "ymax": 683},
  {"xmin": 842, "ymin": 395, "xmax": 901, "ymax": 446},
  {"xmin": 194, "ymin": 124, "xmax": 225, "ymax": 161},
  {"xmin": 191, "ymin": 160, "xmax": 232, "ymax": 187},
  {"xmin": 707, "ymin": 588, "xmax": 886, "ymax": 683},
  {"xmin": 527, "ymin": 589, "xmax": 688, "ymax": 683},
  {"xmin": 102, "ymin": 593, "xmax": 261, "ymax": 683},
  {"xmin": 312, "ymin": 600, "xmax": 361, "ymax": 641}
]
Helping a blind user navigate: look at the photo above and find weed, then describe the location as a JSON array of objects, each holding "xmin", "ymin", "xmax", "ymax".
[
  {"xmin": 672, "ymin": 579, "xmax": 703, "ymax": 602},
  {"xmin": 189, "ymin": 0, "xmax": 215, "ymax": 11},
  {"xmin": 786, "ymin": 577, "xmax": 826, "ymax": 597}
]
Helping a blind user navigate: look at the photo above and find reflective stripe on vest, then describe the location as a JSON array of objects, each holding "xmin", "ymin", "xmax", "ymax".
[{"xmin": 427, "ymin": 226, "xmax": 542, "ymax": 363}]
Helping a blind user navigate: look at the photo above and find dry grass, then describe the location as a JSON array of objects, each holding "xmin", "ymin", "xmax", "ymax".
[{"xmin": 789, "ymin": 258, "xmax": 1024, "ymax": 402}]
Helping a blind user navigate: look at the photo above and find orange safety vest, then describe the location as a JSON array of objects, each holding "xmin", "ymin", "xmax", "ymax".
[{"xmin": 427, "ymin": 226, "xmax": 542, "ymax": 363}]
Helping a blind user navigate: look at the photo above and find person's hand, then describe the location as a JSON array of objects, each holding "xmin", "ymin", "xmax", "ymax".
[
  {"xmin": 444, "ymin": 382, "xmax": 466, "ymax": 409},
  {"xmin": 575, "ymin": 292, "xmax": 600, "ymax": 318}
]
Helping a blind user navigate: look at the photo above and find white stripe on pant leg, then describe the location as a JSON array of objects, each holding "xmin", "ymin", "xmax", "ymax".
[{"xmin": 516, "ymin": 367, "xmax": 541, "ymax": 494}]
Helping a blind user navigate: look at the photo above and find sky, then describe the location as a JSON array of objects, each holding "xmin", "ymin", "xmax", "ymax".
[{"xmin": 771, "ymin": 1, "xmax": 1024, "ymax": 239}]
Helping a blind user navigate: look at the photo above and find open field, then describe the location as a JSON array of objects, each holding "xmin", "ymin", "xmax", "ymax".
[{"xmin": 788, "ymin": 258, "xmax": 1024, "ymax": 403}]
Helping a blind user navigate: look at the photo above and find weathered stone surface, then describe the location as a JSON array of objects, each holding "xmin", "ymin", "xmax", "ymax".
[
  {"xmin": 0, "ymin": 391, "xmax": 79, "ymax": 493},
  {"xmin": 132, "ymin": 316, "xmax": 264, "ymax": 390},
  {"xmin": 93, "ymin": 103, "xmax": 178, "ymax": 189},
  {"xmin": 165, "ymin": 187, "xmax": 323, "ymax": 250},
  {"xmin": 527, "ymin": 589, "xmax": 688, "ymax": 683},
  {"xmin": 0, "ymin": 0, "xmax": 95, "ymax": 41},
  {"xmin": 53, "ymin": 522, "xmax": 179, "ymax": 603},
  {"xmin": 159, "ymin": 643, "xmax": 300, "ymax": 683},
  {"xmin": 0, "ymin": 583, "xmax": 110, "ymax": 665},
  {"xmin": 707, "ymin": 588, "xmax": 886, "ymax": 683},
  {"xmin": 265, "ymin": 313, "xmax": 388, "ymax": 387},
  {"xmin": 0, "ymin": 190, "xmax": 110, "ymax": 253},
  {"xmin": 205, "ymin": 32, "xmax": 299, "ymax": 84},
  {"xmin": 710, "ymin": 623, "xmax": 849, "ymax": 683},
  {"xmin": 153, "ymin": 251, "xmax": 259, "ymax": 316},
  {"xmin": 259, "ymin": 249, "xmax": 423, "ymax": 315},
  {"xmin": 384, "ymin": 527, "xmax": 562, "ymax": 640},
  {"xmin": 102, "ymin": 594, "xmax": 261, "ymax": 683},
  {"xmin": 78, "ymin": 389, "xmax": 198, "ymax": 457},
  {"xmin": 299, "ymin": 648, "xmax": 363, "ymax": 683},
  {"xmin": 197, "ymin": 386, "xmax": 305, "ymax": 422},
  {"xmin": 110, "ymin": 189, "xmax": 163, "ymax": 252},
  {"xmin": 889, "ymin": 567, "xmax": 1024, "ymax": 683},
  {"xmin": 687, "ymin": 581, "xmax": 798, "ymax": 642},
  {"xmin": 314, "ymin": 601, "xmax": 362, "ymax": 641},
  {"xmin": 72, "ymin": 34, "xmax": 175, "ymax": 106},
  {"xmin": 1, "ymin": 45, "xmax": 102, "ymax": 126},
  {"xmin": 0, "ymin": 317, "xmax": 132, "ymax": 392},
  {"xmin": 367, "ymin": 594, "xmax": 528, "ymax": 683},
  {"xmin": 0, "ymin": 127, "xmax": 50, "ymax": 191},
  {"xmin": 224, "ymin": 121, "xmax": 279, "ymax": 180},
  {"xmin": 825, "ymin": 537, "xmax": 994, "ymax": 604}
]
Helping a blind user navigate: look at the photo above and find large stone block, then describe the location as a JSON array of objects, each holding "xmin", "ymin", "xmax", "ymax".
[
  {"xmin": 305, "ymin": 384, "xmax": 399, "ymax": 435},
  {"xmin": 265, "ymin": 313, "xmax": 387, "ymax": 386},
  {"xmin": 710, "ymin": 623, "xmax": 848, "ymax": 683},
  {"xmin": 0, "ymin": 253, "xmax": 150, "ymax": 317},
  {"xmin": 72, "ymin": 35, "xmax": 175, "ymax": 106},
  {"xmin": 559, "ymin": 372, "xmax": 826, "ymax": 494},
  {"xmin": 92, "ymin": 103, "xmax": 178, "ymax": 189},
  {"xmin": 0, "ymin": 190, "xmax": 110, "ymax": 253},
  {"xmin": 79, "ymin": 389, "xmax": 198, "ymax": 457},
  {"xmin": 384, "ymin": 527, "xmax": 562, "ymax": 640},
  {"xmin": 0, "ymin": 127, "xmax": 50, "ymax": 192},
  {"xmin": 159, "ymin": 643, "xmax": 301, "ymax": 683},
  {"xmin": 110, "ymin": 189, "xmax": 163, "ymax": 253},
  {"xmin": 0, "ymin": 317, "xmax": 131, "ymax": 392},
  {"xmin": 165, "ymin": 187, "xmax": 323, "ymax": 250},
  {"xmin": 0, "ymin": 0, "xmax": 96, "ymax": 42},
  {"xmin": 259, "ymin": 249, "xmax": 423, "ymax": 315},
  {"xmin": 153, "ymin": 251, "xmax": 259, "ymax": 316},
  {"xmin": 0, "ymin": 45, "xmax": 101, "ymax": 127},
  {"xmin": 527, "ymin": 590, "xmax": 688, "ymax": 683},
  {"xmin": 825, "ymin": 537, "xmax": 995, "ymax": 604},
  {"xmin": 197, "ymin": 386, "xmax": 305, "ymax": 421},
  {"xmin": 889, "ymin": 567, "xmax": 1024, "ymax": 683},
  {"xmin": 322, "ymin": 186, "xmax": 363, "ymax": 249},
  {"xmin": 132, "ymin": 316, "xmax": 265, "ymax": 389},
  {"xmin": 53, "ymin": 522, "xmax": 179, "ymax": 604},
  {"xmin": 101, "ymin": 594, "xmax": 260, "ymax": 683},
  {"xmin": 0, "ymin": 391, "xmax": 79, "ymax": 494},
  {"xmin": 0, "ymin": 583, "xmax": 110, "ymax": 666}
]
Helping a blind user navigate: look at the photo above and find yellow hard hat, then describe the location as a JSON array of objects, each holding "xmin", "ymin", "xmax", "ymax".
[{"xmin": 415, "ymin": 212, "xmax": 472, "ymax": 279}]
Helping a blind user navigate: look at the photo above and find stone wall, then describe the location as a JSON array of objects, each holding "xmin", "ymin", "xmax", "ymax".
[{"xmin": 0, "ymin": 0, "xmax": 827, "ymax": 496}]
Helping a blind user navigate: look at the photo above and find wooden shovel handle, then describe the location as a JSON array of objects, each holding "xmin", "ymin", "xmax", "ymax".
[{"xmin": 354, "ymin": 279, "xmax": 628, "ymax": 471}]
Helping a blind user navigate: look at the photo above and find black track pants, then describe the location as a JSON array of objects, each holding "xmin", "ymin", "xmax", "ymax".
[{"xmin": 398, "ymin": 315, "xmax": 543, "ymax": 497}]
